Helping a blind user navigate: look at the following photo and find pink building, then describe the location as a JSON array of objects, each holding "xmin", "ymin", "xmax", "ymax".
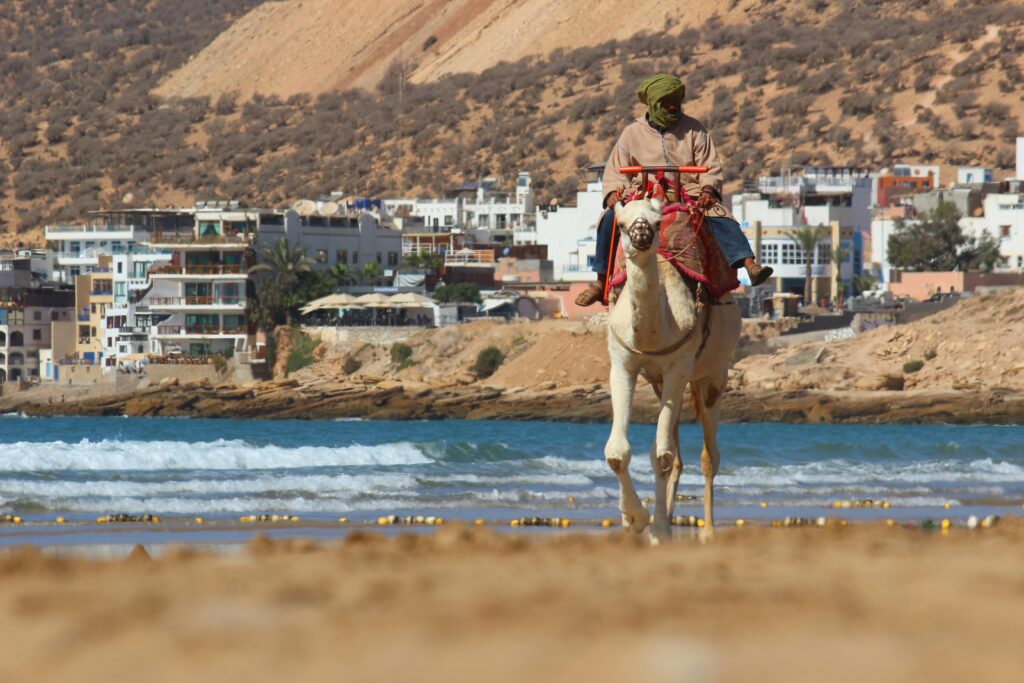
[{"xmin": 889, "ymin": 272, "xmax": 1021, "ymax": 301}]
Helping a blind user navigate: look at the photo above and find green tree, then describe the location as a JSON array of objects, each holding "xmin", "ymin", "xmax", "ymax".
[
  {"xmin": 433, "ymin": 282, "xmax": 482, "ymax": 303},
  {"xmin": 360, "ymin": 261, "xmax": 385, "ymax": 286},
  {"xmin": 247, "ymin": 238, "xmax": 316, "ymax": 328},
  {"xmin": 787, "ymin": 226, "xmax": 825, "ymax": 304},
  {"xmin": 329, "ymin": 263, "xmax": 356, "ymax": 287},
  {"xmin": 249, "ymin": 238, "xmax": 314, "ymax": 285},
  {"xmin": 888, "ymin": 202, "xmax": 1005, "ymax": 272},
  {"xmin": 852, "ymin": 273, "xmax": 877, "ymax": 296}
]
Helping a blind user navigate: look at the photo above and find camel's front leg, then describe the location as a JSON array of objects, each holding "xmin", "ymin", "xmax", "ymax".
[
  {"xmin": 605, "ymin": 361, "xmax": 647, "ymax": 533},
  {"xmin": 693, "ymin": 375, "xmax": 725, "ymax": 543},
  {"xmin": 649, "ymin": 371, "xmax": 687, "ymax": 545}
]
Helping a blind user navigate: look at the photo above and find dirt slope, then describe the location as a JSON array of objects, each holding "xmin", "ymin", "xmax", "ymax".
[
  {"xmin": 155, "ymin": 0, "xmax": 782, "ymax": 98},
  {"xmin": 733, "ymin": 288, "xmax": 1024, "ymax": 394}
]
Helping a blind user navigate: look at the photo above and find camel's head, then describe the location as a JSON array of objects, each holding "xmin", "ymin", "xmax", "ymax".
[{"xmin": 614, "ymin": 193, "xmax": 663, "ymax": 258}]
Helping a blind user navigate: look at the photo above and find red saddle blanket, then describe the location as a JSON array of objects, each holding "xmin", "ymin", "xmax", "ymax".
[{"xmin": 608, "ymin": 203, "xmax": 740, "ymax": 300}]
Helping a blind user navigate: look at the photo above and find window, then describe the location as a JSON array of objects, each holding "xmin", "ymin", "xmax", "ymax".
[
  {"xmin": 816, "ymin": 243, "xmax": 830, "ymax": 265},
  {"xmin": 33, "ymin": 310, "xmax": 41, "ymax": 321},
  {"xmin": 353, "ymin": 251, "xmax": 359, "ymax": 264},
  {"xmin": 91, "ymin": 303, "xmax": 96, "ymax": 314},
  {"xmin": 51, "ymin": 311, "xmax": 59, "ymax": 321},
  {"xmin": 388, "ymin": 251, "xmax": 399, "ymax": 266},
  {"xmin": 336, "ymin": 249, "xmax": 348, "ymax": 264},
  {"xmin": 760, "ymin": 243, "xmax": 779, "ymax": 265},
  {"xmin": 781, "ymin": 243, "xmax": 804, "ymax": 265},
  {"xmin": 117, "ymin": 262, "xmax": 123, "ymax": 274},
  {"xmin": 1001, "ymin": 225, "xmax": 1011, "ymax": 239},
  {"xmin": 90, "ymin": 327, "xmax": 97, "ymax": 338},
  {"xmin": 10, "ymin": 331, "xmax": 23, "ymax": 347},
  {"xmin": 444, "ymin": 215, "xmax": 454, "ymax": 227},
  {"xmin": 32, "ymin": 329, "xmax": 41, "ymax": 341},
  {"xmin": 376, "ymin": 252, "xmax": 382, "ymax": 264},
  {"xmin": 315, "ymin": 249, "xmax": 328, "ymax": 263}
]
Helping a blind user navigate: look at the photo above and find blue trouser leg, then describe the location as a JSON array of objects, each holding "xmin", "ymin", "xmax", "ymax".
[
  {"xmin": 593, "ymin": 207, "xmax": 616, "ymax": 275},
  {"xmin": 705, "ymin": 216, "xmax": 754, "ymax": 267}
]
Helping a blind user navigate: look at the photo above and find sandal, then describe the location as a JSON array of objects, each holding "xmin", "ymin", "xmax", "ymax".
[{"xmin": 575, "ymin": 281, "xmax": 605, "ymax": 307}]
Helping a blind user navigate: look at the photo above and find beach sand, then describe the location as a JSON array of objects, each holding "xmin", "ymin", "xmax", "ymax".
[{"xmin": 2, "ymin": 520, "xmax": 1023, "ymax": 682}]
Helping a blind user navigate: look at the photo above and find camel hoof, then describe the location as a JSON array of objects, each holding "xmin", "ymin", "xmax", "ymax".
[
  {"xmin": 649, "ymin": 522, "xmax": 672, "ymax": 546},
  {"xmin": 621, "ymin": 510, "xmax": 650, "ymax": 534},
  {"xmin": 698, "ymin": 527, "xmax": 716, "ymax": 544}
]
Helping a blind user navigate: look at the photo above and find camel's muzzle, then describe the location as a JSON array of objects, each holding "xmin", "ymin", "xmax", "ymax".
[{"xmin": 623, "ymin": 216, "xmax": 655, "ymax": 252}]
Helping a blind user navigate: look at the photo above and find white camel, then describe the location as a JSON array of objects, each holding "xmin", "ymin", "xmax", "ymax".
[{"xmin": 604, "ymin": 193, "xmax": 741, "ymax": 544}]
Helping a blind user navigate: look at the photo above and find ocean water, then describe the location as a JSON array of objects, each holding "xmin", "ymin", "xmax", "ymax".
[{"xmin": 0, "ymin": 416, "xmax": 1021, "ymax": 535}]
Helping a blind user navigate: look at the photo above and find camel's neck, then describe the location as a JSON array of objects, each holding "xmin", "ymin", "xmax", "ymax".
[{"xmin": 623, "ymin": 251, "xmax": 665, "ymax": 350}]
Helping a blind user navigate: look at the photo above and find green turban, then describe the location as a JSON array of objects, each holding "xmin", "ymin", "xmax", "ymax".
[{"xmin": 637, "ymin": 74, "xmax": 685, "ymax": 131}]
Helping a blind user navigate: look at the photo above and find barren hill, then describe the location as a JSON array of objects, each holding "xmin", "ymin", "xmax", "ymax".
[{"xmin": 155, "ymin": 0, "xmax": 771, "ymax": 99}]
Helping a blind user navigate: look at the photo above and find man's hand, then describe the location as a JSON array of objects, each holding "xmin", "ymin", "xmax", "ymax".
[
  {"xmin": 697, "ymin": 186, "xmax": 718, "ymax": 211},
  {"xmin": 604, "ymin": 186, "xmax": 625, "ymax": 209}
]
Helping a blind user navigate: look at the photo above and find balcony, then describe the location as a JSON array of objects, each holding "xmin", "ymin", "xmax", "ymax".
[
  {"xmin": 444, "ymin": 249, "xmax": 495, "ymax": 266},
  {"xmin": 155, "ymin": 324, "xmax": 248, "ymax": 336},
  {"xmin": 90, "ymin": 289, "xmax": 113, "ymax": 296},
  {"xmin": 147, "ymin": 296, "xmax": 246, "ymax": 309},
  {"xmin": 149, "ymin": 264, "xmax": 246, "ymax": 277},
  {"xmin": 149, "ymin": 231, "xmax": 254, "ymax": 248},
  {"xmin": 77, "ymin": 313, "xmax": 91, "ymax": 322}
]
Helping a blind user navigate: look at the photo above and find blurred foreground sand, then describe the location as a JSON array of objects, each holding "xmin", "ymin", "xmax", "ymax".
[{"xmin": 2, "ymin": 520, "xmax": 1023, "ymax": 682}]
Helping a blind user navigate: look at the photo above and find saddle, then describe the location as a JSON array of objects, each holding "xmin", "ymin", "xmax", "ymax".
[{"xmin": 608, "ymin": 191, "xmax": 740, "ymax": 301}]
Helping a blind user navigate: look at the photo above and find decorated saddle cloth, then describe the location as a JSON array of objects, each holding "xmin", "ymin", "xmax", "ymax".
[{"xmin": 608, "ymin": 202, "xmax": 740, "ymax": 300}]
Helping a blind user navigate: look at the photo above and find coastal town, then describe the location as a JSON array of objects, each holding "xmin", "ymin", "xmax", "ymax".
[{"xmin": 2, "ymin": 137, "xmax": 1022, "ymax": 395}]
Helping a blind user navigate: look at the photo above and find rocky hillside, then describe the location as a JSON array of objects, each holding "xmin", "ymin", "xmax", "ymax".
[
  {"xmin": 732, "ymin": 288, "xmax": 1024, "ymax": 394},
  {"xmin": 2, "ymin": 0, "xmax": 1023, "ymax": 246}
]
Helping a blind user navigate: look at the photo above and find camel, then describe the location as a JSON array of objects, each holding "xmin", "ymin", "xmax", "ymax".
[{"xmin": 604, "ymin": 191, "xmax": 742, "ymax": 545}]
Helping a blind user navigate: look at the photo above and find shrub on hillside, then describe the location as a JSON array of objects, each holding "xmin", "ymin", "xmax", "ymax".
[
  {"xmin": 474, "ymin": 346, "xmax": 504, "ymax": 379},
  {"xmin": 903, "ymin": 359, "xmax": 924, "ymax": 374},
  {"xmin": 390, "ymin": 343, "xmax": 413, "ymax": 365},
  {"xmin": 285, "ymin": 329, "xmax": 321, "ymax": 376}
]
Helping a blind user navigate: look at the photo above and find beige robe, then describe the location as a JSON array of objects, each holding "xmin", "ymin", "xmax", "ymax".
[{"xmin": 602, "ymin": 114, "xmax": 726, "ymax": 209}]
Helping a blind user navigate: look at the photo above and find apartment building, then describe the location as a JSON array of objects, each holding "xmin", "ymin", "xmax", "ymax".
[
  {"xmin": 0, "ymin": 287, "xmax": 75, "ymax": 384},
  {"xmin": 146, "ymin": 207, "xmax": 254, "ymax": 357}
]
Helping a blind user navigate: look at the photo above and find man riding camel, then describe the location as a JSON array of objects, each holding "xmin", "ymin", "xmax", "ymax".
[{"xmin": 576, "ymin": 73, "xmax": 772, "ymax": 307}]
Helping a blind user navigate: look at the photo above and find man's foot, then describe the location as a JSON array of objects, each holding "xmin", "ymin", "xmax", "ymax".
[
  {"xmin": 742, "ymin": 258, "xmax": 774, "ymax": 287},
  {"xmin": 575, "ymin": 280, "xmax": 605, "ymax": 307}
]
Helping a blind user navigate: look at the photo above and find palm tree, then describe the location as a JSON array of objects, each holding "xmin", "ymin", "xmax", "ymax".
[
  {"xmin": 360, "ymin": 261, "xmax": 385, "ymax": 286},
  {"xmin": 830, "ymin": 245, "xmax": 849, "ymax": 306},
  {"xmin": 852, "ymin": 273, "xmax": 877, "ymax": 296},
  {"xmin": 248, "ymin": 238, "xmax": 313, "ymax": 287},
  {"xmin": 329, "ymin": 263, "xmax": 355, "ymax": 287},
  {"xmin": 788, "ymin": 226, "xmax": 825, "ymax": 305}
]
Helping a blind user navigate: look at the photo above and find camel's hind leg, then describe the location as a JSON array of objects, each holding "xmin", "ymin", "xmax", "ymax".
[
  {"xmin": 605, "ymin": 362, "xmax": 647, "ymax": 533},
  {"xmin": 692, "ymin": 373, "xmax": 726, "ymax": 543}
]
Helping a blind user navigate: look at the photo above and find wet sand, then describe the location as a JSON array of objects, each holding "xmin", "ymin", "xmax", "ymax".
[{"xmin": 2, "ymin": 520, "xmax": 1023, "ymax": 682}]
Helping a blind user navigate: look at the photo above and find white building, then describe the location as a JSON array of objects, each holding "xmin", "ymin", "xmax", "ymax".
[
  {"xmin": 259, "ymin": 204, "xmax": 403, "ymax": 276},
  {"xmin": 383, "ymin": 172, "xmax": 534, "ymax": 245},
  {"xmin": 733, "ymin": 167, "xmax": 872, "ymax": 235},
  {"xmin": 145, "ymin": 209, "xmax": 254, "ymax": 358},
  {"xmin": 534, "ymin": 179, "xmax": 605, "ymax": 282},
  {"xmin": 962, "ymin": 189, "xmax": 1024, "ymax": 271},
  {"xmin": 957, "ymin": 167, "xmax": 993, "ymax": 185},
  {"xmin": 102, "ymin": 250, "xmax": 171, "ymax": 360},
  {"xmin": 43, "ymin": 209, "xmax": 192, "ymax": 284}
]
